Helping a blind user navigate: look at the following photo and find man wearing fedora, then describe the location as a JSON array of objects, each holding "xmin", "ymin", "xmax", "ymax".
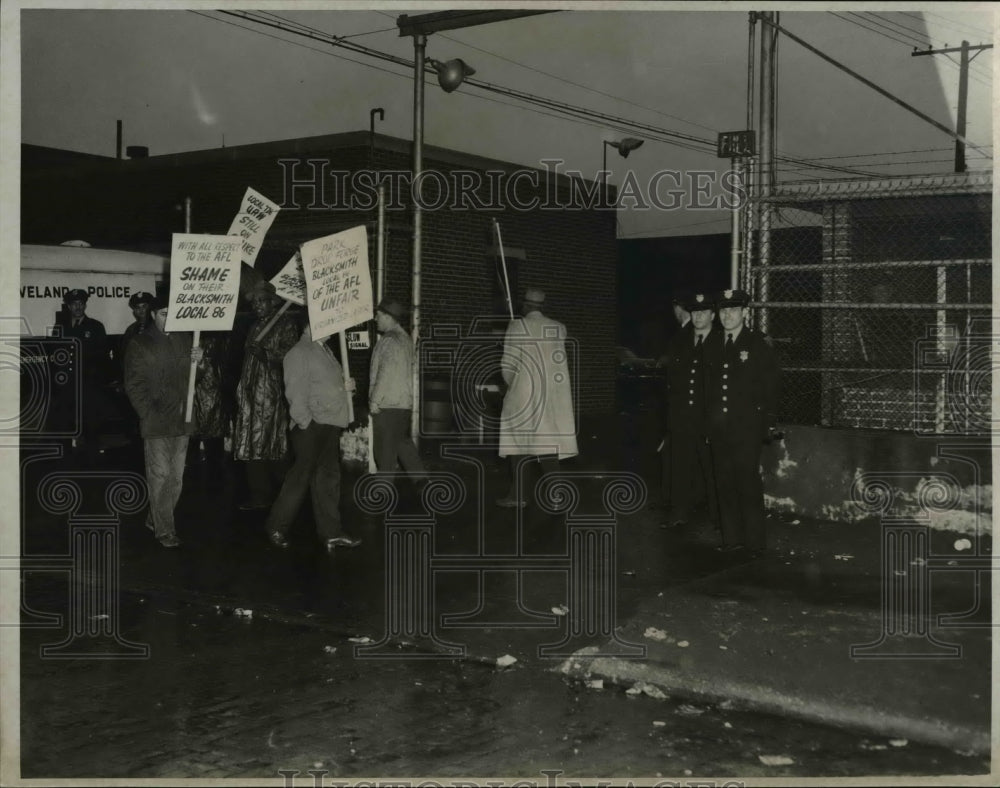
[
  {"xmin": 57, "ymin": 287, "xmax": 109, "ymax": 457},
  {"xmin": 497, "ymin": 288, "xmax": 578, "ymax": 507},
  {"xmin": 703, "ymin": 288, "xmax": 779, "ymax": 553},
  {"xmin": 124, "ymin": 294, "xmax": 204, "ymax": 548},
  {"xmin": 233, "ymin": 280, "xmax": 300, "ymax": 511},
  {"xmin": 368, "ymin": 298, "xmax": 427, "ymax": 484},
  {"xmin": 662, "ymin": 291, "xmax": 718, "ymax": 529}
]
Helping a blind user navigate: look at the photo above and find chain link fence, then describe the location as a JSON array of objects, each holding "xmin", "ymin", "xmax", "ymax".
[{"xmin": 746, "ymin": 173, "xmax": 992, "ymax": 435}]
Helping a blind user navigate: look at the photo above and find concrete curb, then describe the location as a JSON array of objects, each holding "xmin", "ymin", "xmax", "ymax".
[{"xmin": 557, "ymin": 647, "xmax": 991, "ymax": 755}]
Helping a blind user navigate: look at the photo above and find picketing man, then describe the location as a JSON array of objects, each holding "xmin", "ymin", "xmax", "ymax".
[
  {"xmin": 367, "ymin": 299, "xmax": 427, "ymax": 487},
  {"xmin": 57, "ymin": 287, "xmax": 109, "ymax": 457},
  {"xmin": 232, "ymin": 280, "xmax": 300, "ymax": 511},
  {"xmin": 124, "ymin": 294, "xmax": 204, "ymax": 548},
  {"xmin": 704, "ymin": 288, "xmax": 780, "ymax": 553},
  {"xmin": 265, "ymin": 315, "xmax": 362, "ymax": 552},
  {"xmin": 662, "ymin": 291, "xmax": 718, "ymax": 529},
  {"xmin": 496, "ymin": 288, "xmax": 578, "ymax": 508},
  {"xmin": 121, "ymin": 291, "xmax": 155, "ymax": 354}
]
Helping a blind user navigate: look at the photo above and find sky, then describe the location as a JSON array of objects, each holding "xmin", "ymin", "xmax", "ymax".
[{"xmin": 8, "ymin": 2, "xmax": 997, "ymax": 241}]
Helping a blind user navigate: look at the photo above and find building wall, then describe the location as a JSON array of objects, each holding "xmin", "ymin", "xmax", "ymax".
[{"xmin": 22, "ymin": 135, "xmax": 618, "ymax": 415}]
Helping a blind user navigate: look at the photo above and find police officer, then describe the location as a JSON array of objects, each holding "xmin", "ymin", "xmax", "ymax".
[
  {"xmin": 704, "ymin": 289, "xmax": 779, "ymax": 553},
  {"xmin": 57, "ymin": 288, "xmax": 109, "ymax": 456},
  {"xmin": 663, "ymin": 292, "xmax": 718, "ymax": 528}
]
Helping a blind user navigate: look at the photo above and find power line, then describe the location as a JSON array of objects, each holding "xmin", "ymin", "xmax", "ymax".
[
  {"xmin": 829, "ymin": 12, "xmax": 991, "ymax": 86},
  {"xmin": 923, "ymin": 11, "xmax": 994, "ymax": 41},
  {"xmin": 192, "ymin": 11, "xmax": 713, "ymax": 162}
]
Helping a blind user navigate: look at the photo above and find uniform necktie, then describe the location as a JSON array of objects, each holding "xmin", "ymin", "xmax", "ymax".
[
  {"xmin": 695, "ymin": 334, "xmax": 703, "ymax": 348},
  {"xmin": 726, "ymin": 332, "xmax": 733, "ymax": 350}
]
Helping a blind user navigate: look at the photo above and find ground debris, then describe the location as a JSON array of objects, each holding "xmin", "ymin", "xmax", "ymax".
[
  {"xmin": 233, "ymin": 608, "xmax": 253, "ymax": 619},
  {"xmin": 348, "ymin": 636, "xmax": 372, "ymax": 644},
  {"xmin": 323, "ymin": 646, "xmax": 337, "ymax": 654},
  {"xmin": 676, "ymin": 704, "xmax": 704, "ymax": 716},
  {"xmin": 625, "ymin": 681, "xmax": 667, "ymax": 700},
  {"xmin": 585, "ymin": 679, "xmax": 604, "ymax": 689},
  {"xmin": 652, "ymin": 720, "xmax": 666, "ymax": 727},
  {"xmin": 496, "ymin": 654, "xmax": 518, "ymax": 668},
  {"xmin": 552, "ymin": 604, "xmax": 569, "ymax": 616},
  {"xmin": 759, "ymin": 754, "xmax": 795, "ymax": 766},
  {"xmin": 889, "ymin": 739, "xmax": 908, "ymax": 748},
  {"xmin": 643, "ymin": 626, "xmax": 671, "ymax": 642},
  {"xmin": 834, "ymin": 554, "xmax": 854, "ymax": 561}
]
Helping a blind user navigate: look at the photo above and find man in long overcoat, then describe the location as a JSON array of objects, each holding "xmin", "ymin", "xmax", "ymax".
[
  {"xmin": 232, "ymin": 281, "xmax": 299, "ymax": 510},
  {"xmin": 497, "ymin": 288, "xmax": 578, "ymax": 507},
  {"xmin": 663, "ymin": 292, "xmax": 718, "ymax": 528},
  {"xmin": 704, "ymin": 289, "xmax": 780, "ymax": 552}
]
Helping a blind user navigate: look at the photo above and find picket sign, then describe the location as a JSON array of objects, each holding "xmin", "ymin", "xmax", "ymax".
[
  {"xmin": 164, "ymin": 233, "xmax": 242, "ymax": 424},
  {"xmin": 492, "ymin": 218, "xmax": 515, "ymax": 319},
  {"xmin": 338, "ymin": 331, "xmax": 355, "ymax": 423}
]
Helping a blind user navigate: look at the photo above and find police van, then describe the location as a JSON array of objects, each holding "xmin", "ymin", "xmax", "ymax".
[{"xmin": 18, "ymin": 242, "xmax": 169, "ymax": 444}]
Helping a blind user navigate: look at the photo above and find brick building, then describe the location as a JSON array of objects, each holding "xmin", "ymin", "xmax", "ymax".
[{"xmin": 22, "ymin": 132, "xmax": 619, "ymax": 417}]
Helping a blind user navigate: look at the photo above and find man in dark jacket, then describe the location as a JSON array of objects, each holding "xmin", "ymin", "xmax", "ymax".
[
  {"xmin": 663, "ymin": 292, "xmax": 718, "ymax": 528},
  {"xmin": 124, "ymin": 296, "xmax": 203, "ymax": 548},
  {"xmin": 704, "ymin": 289, "xmax": 780, "ymax": 553},
  {"xmin": 57, "ymin": 288, "xmax": 109, "ymax": 456}
]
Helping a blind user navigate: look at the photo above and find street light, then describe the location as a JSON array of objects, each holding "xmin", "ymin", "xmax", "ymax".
[
  {"xmin": 428, "ymin": 58, "xmax": 476, "ymax": 92},
  {"xmin": 602, "ymin": 137, "xmax": 645, "ymax": 208}
]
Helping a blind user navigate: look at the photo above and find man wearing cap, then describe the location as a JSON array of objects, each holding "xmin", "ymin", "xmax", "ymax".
[
  {"xmin": 117, "ymin": 291, "xmax": 155, "ymax": 446},
  {"xmin": 124, "ymin": 295, "xmax": 204, "ymax": 548},
  {"xmin": 57, "ymin": 288, "xmax": 109, "ymax": 456},
  {"xmin": 703, "ymin": 289, "xmax": 780, "ymax": 553},
  {"xmin": 233, "ymin": 280, "xmax": 300, "ymax": 510},
  {"xmin": 266, "ymin": 317, "xmax": 361, "ymax": 552},
  {"xmin": 662, "ymin": 292, "xmax": 718, "ymax": 528},
  {"xmin": 121, "ymin": 291, "xmax": 154, "ymax": 354},
  {"xmin": 368, "ymin": 299, "xmax": 426, "ymax": 484},
  {"xmin": 497, "ymin": 288, "xmax": 578, "ymax": 507}
]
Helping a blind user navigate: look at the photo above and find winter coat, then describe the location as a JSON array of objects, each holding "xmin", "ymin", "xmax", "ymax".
[
  {"xmin": 498, "ymin": 310, "xmax": 578, "ymax": 459},
  {"xmin": 232, "ymin": 311, "xmax": 299, "ymax": 460},
  {"xmin": 124, "ymin": 323, "xmax": 196, "ymax": 439}
]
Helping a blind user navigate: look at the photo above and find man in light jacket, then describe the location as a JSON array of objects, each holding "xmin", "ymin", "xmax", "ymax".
[
  {"xmin": 124, "ymin": 296, "xmax": 203, "ymax": 548},
  {"xmin": 265, "ymin": 318, "xmax": 361, "ymax": 552},
  {"xmin": 497, "ymin": 288, "xmax": 578, "ymax": 507},
  {"xmin": 368, "ymin": 299, "xmax": 426, "ymax": 485}
]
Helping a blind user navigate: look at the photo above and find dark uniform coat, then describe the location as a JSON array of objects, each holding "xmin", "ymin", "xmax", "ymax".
[
  {"xmin": 663, "ymin": 323, "xmax": 718, "ymax": 524},
  {"xmin": 704, "ymin": 326, "xmax": 779, "ymax": 549},
  {"xmin": 56, "ymin": 313, "xmax": 109, "ymax": 444}
]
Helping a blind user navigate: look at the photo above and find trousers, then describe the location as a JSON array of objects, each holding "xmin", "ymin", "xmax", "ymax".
[
  {"xmin": 709, "ymin": 436, "xmax": 766, "ymax": 549},
  {"xmin": 266, "ymin": 422, "xmax": 344, "ymax": 539},
  {"xmin": 372, "ymin": 409, "xmax": 426, "ymax": 478},
  {"xmin": 143, "ymin": 435, "xmax": 189, "ymax": 540}
]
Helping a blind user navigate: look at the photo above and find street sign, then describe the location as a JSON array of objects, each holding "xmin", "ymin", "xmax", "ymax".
[{"xmin": 717, "ymin": 130, "xmax": 756, "ymax": 159}]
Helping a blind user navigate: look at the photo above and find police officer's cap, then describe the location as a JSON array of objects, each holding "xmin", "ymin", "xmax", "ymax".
[
  {"xmin": 128, "ymin": 291, "xmax": 155, "ymax": 308},
  {"xmin": 716, "ymin": 288, "xmax": 750, "ymax": 308},
  {"xmin": 685, "ymin": 292, "xmax": 715, "ymax": 312},
  {"xmin": 64, "ymin": 288, "xmax": 89, "ymax": 304}
]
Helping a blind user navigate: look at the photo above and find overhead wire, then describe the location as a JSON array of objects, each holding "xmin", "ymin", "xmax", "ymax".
[{"xmin": 201, "ymin": 10, "xmax": 970, "ymax": 180}]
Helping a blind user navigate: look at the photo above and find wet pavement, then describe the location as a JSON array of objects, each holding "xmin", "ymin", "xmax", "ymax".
[
  {"xmin": 13, "ymin": 414, "xmax": 995, "ymax": 781},
  {"xmin": 20, "ymin": 579, "xmax": 988, "ymax": 780}
]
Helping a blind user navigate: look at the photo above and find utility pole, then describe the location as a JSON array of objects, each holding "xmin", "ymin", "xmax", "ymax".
[{"xmin": 913, "ymin": 40, "xmax": 993, "ymax": 173}]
